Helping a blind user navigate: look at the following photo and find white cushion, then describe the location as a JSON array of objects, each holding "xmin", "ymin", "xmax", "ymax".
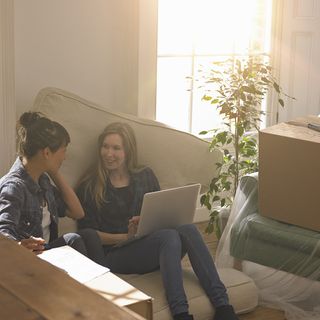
[{"xmin": 119, "ymin": 267, "xmax": 258, "ymax": 320}]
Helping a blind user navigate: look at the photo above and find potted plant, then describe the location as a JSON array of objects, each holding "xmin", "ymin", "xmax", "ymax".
[{"xmin": 198, "ymin": 56, "xmax": 292, "ymax": 237}]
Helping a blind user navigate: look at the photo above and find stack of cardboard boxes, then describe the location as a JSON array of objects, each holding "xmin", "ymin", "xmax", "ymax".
[{"xmin": 259, "ymin": 115, "xmax": 320, "ymax": 232}]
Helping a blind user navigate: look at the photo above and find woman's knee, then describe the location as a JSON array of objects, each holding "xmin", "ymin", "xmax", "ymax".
[
  {"xmin": 77, "ymin": 228, "xmax": 100, "ymax": 243},
  {"xmin": 77, "ymin": 229, "xmax": 106, "ymax": 265},
  {"xmin": 176, "ymin": 224, "xmax": 204, "ymax": 245},
  {"xmin": 63, "ymin": 232, "xmax": 82, "ymax": 244},
  {"xmin": 63, "ymin": 232, "xmax": 87, "ymax": 255},
  {"xmin": 177, "ymin": 223, "xmax": 199, "ymax": 235},
  {"xmin": 155, "ymin": 229, "xmax": 182, "ymax": 250},
  {"xmin": 77, "ymin": 228, "xmax": 103, "ymax": 252}
]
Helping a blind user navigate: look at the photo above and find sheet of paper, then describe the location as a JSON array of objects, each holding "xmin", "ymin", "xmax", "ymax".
[{"xmin": 38, "ymin": 245, "xmax": 109, "ymax": 283}]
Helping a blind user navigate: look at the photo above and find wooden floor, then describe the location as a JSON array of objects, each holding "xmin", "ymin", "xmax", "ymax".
[{"xmin": 182, "ymin": 222, "xmax": 286, "ymax": 320}]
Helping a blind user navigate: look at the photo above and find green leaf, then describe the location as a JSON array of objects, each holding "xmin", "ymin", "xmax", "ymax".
[
  {"xmin": 202, "ymin": 95, "xmax": 212, "ymax": 101},
  {"xmin": 237, "ymin": 125, "xmax": 244, "ymax": 137},
  {"xmin": 210, "ymin": 210, "xmax": 220, "ymax": 218},
  {"xmin": 224, "ymin": 182, "xmax": 231, "ymax": 191},
  {"xmin": 205, "ymin": 223, "xmax": 214, "ymax": 234},
  {"xmin": 242, "ymin": 86, "xmax": 255, "ymax": 93},
  {"xmin": 278, "ymin": 98, "xmax": 284, "ymax": 107},
  {"xmin": 215, "ymin": 162, "xmax": 223, "ymax": 168},
  {"xmin": 212, "ymin": 196, "xmax": 220, "ymax": 202},
  {"xmin": 212, "ymin": 184, "xmax": 219, "ymax": 193},
  {"xmin": 214, "ymin": 219, "xmax": 222, "ymax": 238},
  {"xmin": 273, "ymin": 82, "xmax": 280, "ymax": 93},
  {"xmin": 200, "ymin": 194, "xmax": 207, "ymax": 206}
]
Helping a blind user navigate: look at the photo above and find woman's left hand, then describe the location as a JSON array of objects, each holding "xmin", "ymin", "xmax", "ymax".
[
  {"xmin": 128, "ymin": 216, "xmax": 140, "ymax": 225},
  {"xmin": 127, "ymin": 216, "xmax": 140, "ymax": 239}
]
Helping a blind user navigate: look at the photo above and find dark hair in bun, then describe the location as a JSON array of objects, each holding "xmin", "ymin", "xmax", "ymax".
[
  {"xmin": 16, "ymin": 111, "xmax": 70, "ymax": 158},
  {"xmin": 19, "ymin": 112, "xmax": 42, "ymax": 129}
]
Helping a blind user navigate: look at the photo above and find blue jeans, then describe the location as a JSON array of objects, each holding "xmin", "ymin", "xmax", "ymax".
[
  {"xmin": 103, "ymin": 224, "xmax": 229, "ymax": 316},
  {"xmin": 45, "ymin": 229, "xmax": 103, "ymax": 261},
  {"xmin": 45, "ymin": 232, "xmax": 88, "ymax": 255}
]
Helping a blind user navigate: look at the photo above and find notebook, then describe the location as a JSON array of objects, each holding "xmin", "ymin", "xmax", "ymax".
[
  {"xmin": 39, "ymin": 245, "xmax": 109, "ymax": 283},
  {"xmin": 115, "ymin": 183, "xmax": 201, "ymax": 247}
]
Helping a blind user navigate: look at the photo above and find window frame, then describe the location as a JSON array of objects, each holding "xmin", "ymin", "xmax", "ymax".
[{"xmin": 138, "ymin": 0, "xmax": 283, "ymax": 129}]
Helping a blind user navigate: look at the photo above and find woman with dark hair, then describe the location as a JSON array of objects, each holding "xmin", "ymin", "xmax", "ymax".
[
  {"xmin": 0, "ymin": 111, "xmax": 97, "ymax": 255},
  {"xmin": 77, "ymin": 122, "xmax": 239, "ymax": 320}
]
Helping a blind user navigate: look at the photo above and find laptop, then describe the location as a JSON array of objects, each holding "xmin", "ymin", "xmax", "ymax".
[{"xmin": 115, "ymin": 183, "xmax": 201, "ymax": 247}]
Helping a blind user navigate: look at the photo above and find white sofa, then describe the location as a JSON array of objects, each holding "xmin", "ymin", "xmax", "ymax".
[{"xmin": 33, "ymin": 87, "xmax": 258, "ymax": 320}]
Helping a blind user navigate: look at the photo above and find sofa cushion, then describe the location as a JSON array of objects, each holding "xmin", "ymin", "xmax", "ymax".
[
  {"xmin": 33, "ymin": 87, "xmax": 221, "ymax": 192},
  {"xmin": 119, "ymin": 267, "xmax": 258, "ymax": 320}
]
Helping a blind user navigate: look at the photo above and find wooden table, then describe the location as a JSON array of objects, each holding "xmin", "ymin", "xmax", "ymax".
[
  {"xmin": 86, "ymin": 272, "xmax": 153, "ymax": 320},
  {"xmin": 0, "ymin": 235, "xmax": 144, "ymax": 320}
]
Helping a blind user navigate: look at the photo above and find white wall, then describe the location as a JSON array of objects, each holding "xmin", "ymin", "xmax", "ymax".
[
  {"xmin": 15, "ymin": 0, "xmax": 139, "ymax": 116},
  {"xmin": 0, "ymin": 0, "xmax": 15, "ymax": 176},
  {"xmin": 276, "ymin": 0, "xmax": 320, "ymax": 122}
]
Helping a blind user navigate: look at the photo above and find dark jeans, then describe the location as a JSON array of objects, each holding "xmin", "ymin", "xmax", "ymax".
[
  {"xmin": 45, "ymin": 229, "xmax": 103, "ymax": 260},
  {"xmin": 81, "ymin": 224, "xmax": 229, "ymax": 316}
]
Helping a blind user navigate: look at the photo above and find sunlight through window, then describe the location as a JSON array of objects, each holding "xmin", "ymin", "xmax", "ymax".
[{"xmin": 156, "ymin": 0, "xmax": 273, "ymax": 135}]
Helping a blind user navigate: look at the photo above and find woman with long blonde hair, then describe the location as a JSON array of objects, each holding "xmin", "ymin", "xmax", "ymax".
[{"xmin": 77, "ymin": 122, "xmax": 239, "ymax": 320}]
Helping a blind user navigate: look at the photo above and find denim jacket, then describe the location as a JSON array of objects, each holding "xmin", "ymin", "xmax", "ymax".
[{"xmin": 0, "ymin": 158, "xmax": 66, "ymax": 241}]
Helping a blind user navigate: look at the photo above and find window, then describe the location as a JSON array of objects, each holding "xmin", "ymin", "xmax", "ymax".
[{"xmin": 156, "ymin": 0, "xmax": 273, "ymax": 135}]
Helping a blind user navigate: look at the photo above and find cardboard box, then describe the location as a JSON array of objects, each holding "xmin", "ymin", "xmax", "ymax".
[
  {"xmin": 86, "ymin": 272, "xmax": 153, "ymax": 320},
  {"xmin": 259, "ymin": 115, "xmax": 320, "ymax": 232}
]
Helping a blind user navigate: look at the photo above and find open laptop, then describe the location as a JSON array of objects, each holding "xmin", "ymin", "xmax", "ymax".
[{"xmin": 115, "ymin": 183, "xmax": 201, "ymax": 247}]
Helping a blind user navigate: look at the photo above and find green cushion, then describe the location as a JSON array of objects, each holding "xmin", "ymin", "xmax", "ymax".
[{"xmin": 230, "ymin": 213, "xmax": 320, "ymax": 279}]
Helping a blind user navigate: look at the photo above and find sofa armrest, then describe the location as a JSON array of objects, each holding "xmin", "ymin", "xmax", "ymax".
[{"xmin": 232, "ymin": 173, "xmax": 259, "ymax": 226}]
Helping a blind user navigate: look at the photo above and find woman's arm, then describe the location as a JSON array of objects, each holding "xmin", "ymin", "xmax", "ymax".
[
  {"xmin": 0, "ymin": 183, "xmax": 45, "ymax": 253},
  {"xmin": 97, "ymin": 217, "xmax": 139, "ymax": 245},
  {"xmin": 96, "ymin": 230, "xmax": 128, "ymax": 245},
  {"xmin": 48, "ymin": 171, "xmax": 84, "ymax": 220},
  {"xmin": 76, "ymin": 186, "xmax": 131, "ymax": 245},
  {"xmin": 0, "ymin": 183, "xmax": 25, "ymax": 240}
]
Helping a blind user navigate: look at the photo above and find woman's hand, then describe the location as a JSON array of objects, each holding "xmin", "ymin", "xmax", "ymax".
[
  {"xmin": 128, "ymin": 216, "xmax": 140, "ymax": 225},
  {"xmin": 47, "ymin": 171, "xmax": 85, "ymax": 219},
  {"xmin": 19, "ymin": 236, "xmax": 46, "ymax": 254},
  {"xmin": 127, "ymin": 216, "xmax": 140, "ymax": 239}
]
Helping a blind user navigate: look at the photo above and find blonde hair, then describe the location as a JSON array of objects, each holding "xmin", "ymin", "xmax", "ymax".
[{"xmin": 77, "ymin": 122, "xmax": 142, "ymax": 209}]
